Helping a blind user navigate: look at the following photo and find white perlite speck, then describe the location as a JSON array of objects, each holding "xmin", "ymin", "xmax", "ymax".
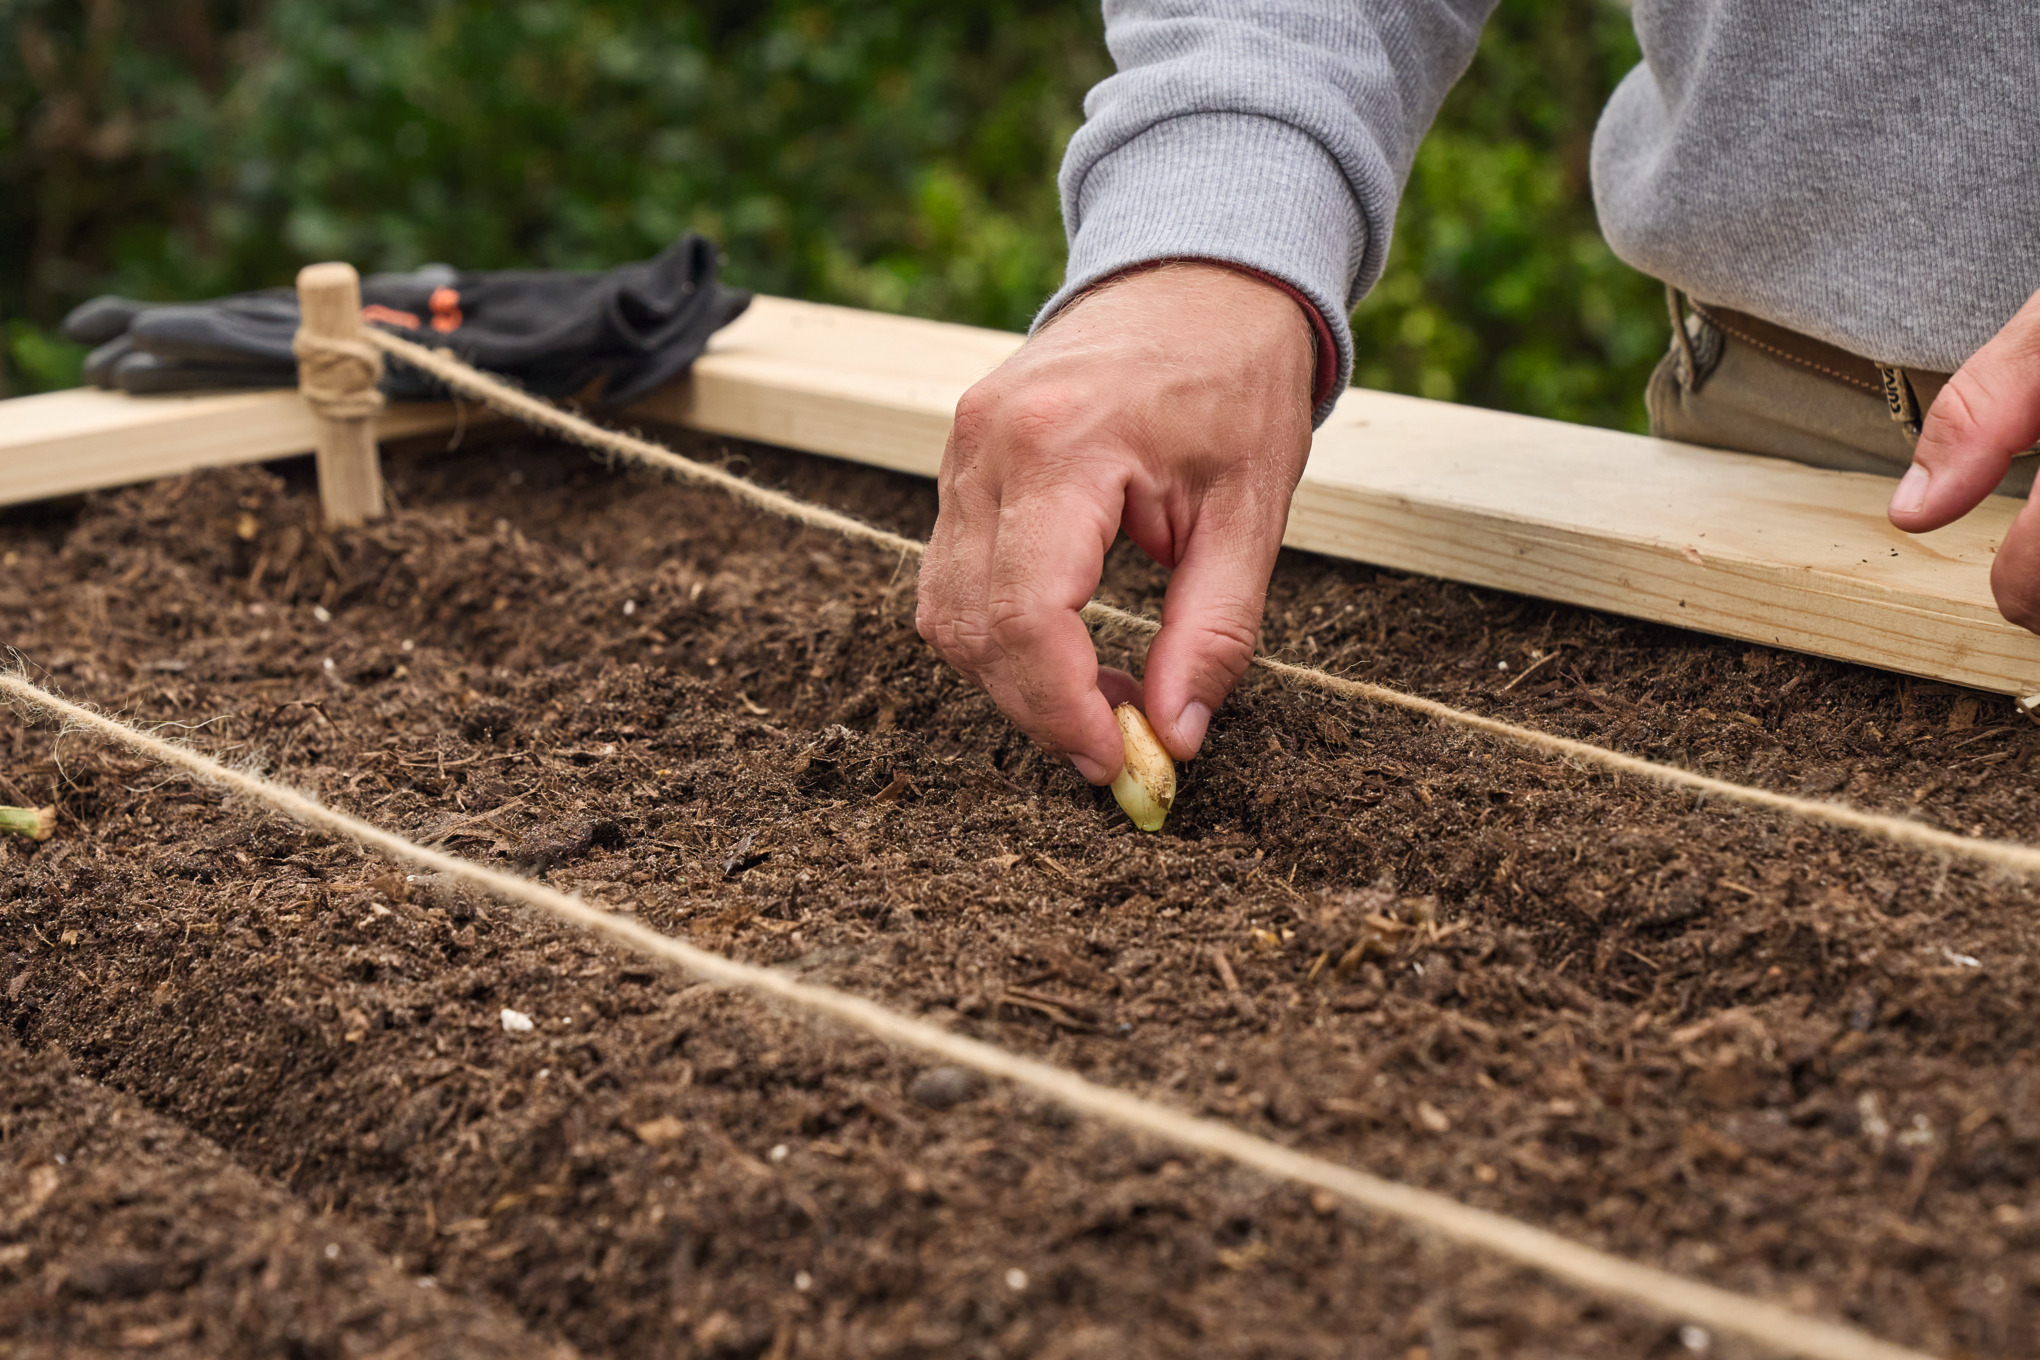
[{"xmin": 499, "ymin": 1008, "xmax": 535, "ymax": 1034}]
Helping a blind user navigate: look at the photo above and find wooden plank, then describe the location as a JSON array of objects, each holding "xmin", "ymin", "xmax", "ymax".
[
  {"xmin": 0, "ymin": 386, "xmax": 456, "ymax": 504},
  {"xmin": 1290, "ymin": 392, "xmax": 2040, "ymax": 694},
  {"xmin": 633, "ymin": 295, "xmax": 1018, "ymax": 476},
  {"xmin": 2, "ymin": 295, "xmax": 2035, "ymax": 694}
]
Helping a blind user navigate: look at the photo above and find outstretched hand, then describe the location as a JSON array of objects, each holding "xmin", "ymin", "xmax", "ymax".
[
  {"xmin": 1888, "ymin": 285, "xmax": 2040, "ymax": 628},
  {"xmin": 916, "ymin": 263, "xmax": 1317, "ymax": 782}
]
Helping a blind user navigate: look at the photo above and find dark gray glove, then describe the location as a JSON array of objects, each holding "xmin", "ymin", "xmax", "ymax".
[{"xmin": 63, "ymin": 235, "xmax": 750, "ymax": 408}]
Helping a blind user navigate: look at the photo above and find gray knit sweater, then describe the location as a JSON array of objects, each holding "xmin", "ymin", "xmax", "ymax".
[{"xmin": 1044, "ymin": 2, "xmax": 2040, "ymax": 423}]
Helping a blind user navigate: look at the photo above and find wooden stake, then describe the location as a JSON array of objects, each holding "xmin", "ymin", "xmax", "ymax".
[{"xmin": 294, "ymin": 262, "xmax": 385, "ymax": 526}]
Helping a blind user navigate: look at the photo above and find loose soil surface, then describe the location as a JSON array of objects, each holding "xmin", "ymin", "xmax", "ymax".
[{"xmin": 2, "ymin": 423, "xmax": 2037, "ymax": 1359}]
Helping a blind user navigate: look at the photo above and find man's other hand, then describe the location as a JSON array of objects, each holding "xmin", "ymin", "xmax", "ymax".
[
  {"xmin": 1888, "ymin": 285, "xmax": 2040, "ymax": 628},
  {"xmin": 916, "ymin": 262, "xmax": 1317, "ymax": 783}
]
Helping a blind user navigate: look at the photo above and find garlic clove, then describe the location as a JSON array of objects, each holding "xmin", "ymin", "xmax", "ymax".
[{"xmin": 1110, "ymin": 704, "xmax": 1176, "ymax": 832}]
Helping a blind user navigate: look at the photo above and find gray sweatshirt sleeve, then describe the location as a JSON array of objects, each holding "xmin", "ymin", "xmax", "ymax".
[{"xmin": 1041, "ymin": 1, "xmax": 1498, "ymax": 424}]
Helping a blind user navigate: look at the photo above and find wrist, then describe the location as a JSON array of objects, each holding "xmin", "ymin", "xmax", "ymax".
[
  {"xmin": 1049, "ymin": 259, "xmax": 1331, "ymax": 407},
  {"xmin": 1203, "ymin": 262, "xmax": 1337, "ymax": 411}
]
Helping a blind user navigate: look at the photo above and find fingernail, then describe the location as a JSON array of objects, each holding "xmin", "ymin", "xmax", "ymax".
[
  {"xmin": 1892, "ymin": 464, "xmax": 1931, "ymax": 515},
  {"xmin": 1176, "ymin": 701, "xmax": 1212, "ymax": 755},
  {"xmin": 1071, "ymin": 752, "xmax": 1110, "ymax": 784}
]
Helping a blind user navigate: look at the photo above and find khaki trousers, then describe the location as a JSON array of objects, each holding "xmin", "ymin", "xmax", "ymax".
[{"xmin": 1644, "ymin": 298, "xmax": 2037, "ymax": 498}]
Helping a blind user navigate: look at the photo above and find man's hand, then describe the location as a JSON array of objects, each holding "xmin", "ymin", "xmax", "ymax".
[
  {"xmin": 1888, "ymin": 285, "xmax": 2040, "ymax": 628},
  {"xmin": 916, "ymin": 262, "xmax": 1317, "ymax": 782}
]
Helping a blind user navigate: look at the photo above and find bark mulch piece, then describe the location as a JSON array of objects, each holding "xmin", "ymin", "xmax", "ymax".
[{"xmin": 2, "ymin": 426, "xmax": 2037, "ymax": 1357}]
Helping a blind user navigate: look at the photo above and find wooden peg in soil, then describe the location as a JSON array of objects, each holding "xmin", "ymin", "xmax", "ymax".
[{"xmin": 293, "ymin": 262, "xmax": 386, "ymax": 526}]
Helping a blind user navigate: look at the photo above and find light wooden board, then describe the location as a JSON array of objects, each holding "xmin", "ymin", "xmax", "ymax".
[
  {"xmin": 0, "ymin": 385, "xmax": 462, "ymax": 505},
  {"xmin": 633, "ymin": 298, "xmax": 1019, "ymax": 477},
  {"xmin": 3, "ymin": 295, "xmax": 2035, "ymax": 694},
  {"xmin": 1292, "ymin": 393, "xmax": 2040, "ymax": 695}
]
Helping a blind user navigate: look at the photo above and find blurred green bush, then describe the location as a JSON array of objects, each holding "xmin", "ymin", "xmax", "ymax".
[{"xmin": 1, "ymin": 0, "xmax": 1661, "ymax": 428}]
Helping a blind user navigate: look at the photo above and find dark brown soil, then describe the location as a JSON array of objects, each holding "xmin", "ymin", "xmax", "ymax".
[
  {"xmin": 0, "ymin": 1038, "xmax": 570, "ymax": 1359},
  {"xmin": 2, "ymin": 423, "xmax": 2036, "ymax": 1358}
]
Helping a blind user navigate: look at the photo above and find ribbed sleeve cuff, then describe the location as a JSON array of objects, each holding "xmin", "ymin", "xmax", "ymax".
[{"xmin": 1036, "ymin": 112, "xmax": 1366, "ymax": 427}]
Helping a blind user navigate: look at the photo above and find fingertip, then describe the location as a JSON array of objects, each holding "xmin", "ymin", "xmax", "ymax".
[
  {"xmin": 1070, "ymin": 751, "xmax": 1112, "ymax": 784},
  {"xmin": 1007, "ymin": 663, "xmax": 1127, "ymax": 787},
  {"xmin": 1889, "ymin": 464, "xmax": 1930, "ymax": 519},
  {"xmin": 1070, "ymin": 703, "xmax": 1127, "ymax": 783},
  {"xmin": 1040, "ymin": 683, "xmax": 1129, "ymax": 786},
  {"xmin": 1083, "ymin": 702, "xmax": 1130, "ymax": 785},
  {"xmin": 1143, "ymin": 625, "xmax": 1246, "ymax": 760},
  {"xmin": 1159, "ymin": 700, "xmax": 1211, "ymax": 761},
  {"xmin": 1989, "ymin": 495, "xmax": 2040, "ymax": 635}
]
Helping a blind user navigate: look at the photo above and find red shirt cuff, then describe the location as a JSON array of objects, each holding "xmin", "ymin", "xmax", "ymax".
[{"xmin": 1208, "ymin": 263, "xmax": 1340, "ymax": 411}]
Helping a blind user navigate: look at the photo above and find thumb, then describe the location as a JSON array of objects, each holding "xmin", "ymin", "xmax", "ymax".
[
  {"xmin": 1890, "ymin": 288, "xmax": 2040, "ymax": 533},
  {"xmin": 1139, "ymin": 512, "xmax": 1277, "ymax": 762}
]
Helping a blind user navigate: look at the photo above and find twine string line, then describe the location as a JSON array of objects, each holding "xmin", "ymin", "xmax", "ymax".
[
  {"xmin": 367, "ymin": 326, "xmax": 2040, "ymax": 882},
  {"xmin": 369, "ymin": 330, "xmax": 919, "ymax": 556},
  {"xmin": 293, "ymin": 330, "xmax": 388, "ymax": 422},
  {"xmin": 0, "ymin": 672, "xmax": 1930, "ymax": 1360}
]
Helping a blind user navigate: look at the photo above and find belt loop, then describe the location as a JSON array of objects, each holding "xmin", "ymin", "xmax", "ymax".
[
  {"xmin": 1877, "ymin": 365, "xmax": 1923, "ymax": 445},
  {"xmin": 1666, "ymin": 285, "xmax": 1699, "ymax": 390}
]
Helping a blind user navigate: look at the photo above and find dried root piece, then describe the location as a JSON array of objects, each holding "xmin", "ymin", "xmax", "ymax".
[
  {"xmin": 1109, "ymin": 705, "xmax": 1176, "ymax": 832},
  {"xmin": 0, "ymin": 805, "xmax": 55, "ymax": 841}
]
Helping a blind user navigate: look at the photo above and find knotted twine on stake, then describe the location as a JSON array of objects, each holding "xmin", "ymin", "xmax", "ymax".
[
  {"xmin": 366, "ymin": 325, "xmax": 2040, "ymax": 883},
  {"xmin": 0, "ymin": 672, "xmax": 1931, "ymax": 1360},
  {"xmin": 292, "ymin": 329, "xmax": 387, "ymax": 421}
]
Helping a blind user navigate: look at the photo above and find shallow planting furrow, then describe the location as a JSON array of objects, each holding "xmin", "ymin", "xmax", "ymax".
[{"xmin": 0, "ymin": 1036, "xmax": 571, "ymax": 1359}]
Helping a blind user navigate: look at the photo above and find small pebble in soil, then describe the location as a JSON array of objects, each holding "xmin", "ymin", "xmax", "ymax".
[
  {"xmin": 908, "ymin": 1066, "xmax": 980, "ymax": 1109},
  {"xmin": 769, "ymin": 1143, "xmax": 790, "ymax": 1164},
  {"xmin": 622, "ymin": 599, "xmax": 636, "ymax": 615},
  {"xmin": 794, "ymin": 1271, "xmax": 812, "ymax": 1292},
  {"xmin": 499, "ymin": 1008, "xmax": 535, "ymax": 1034},
  {"xmin": 312, "ymin": 605, "xmax": 331, "ymax": 623},
  {"xmin": 1004, "ymin": 1269, "xmax": 1028, "ymax": 1292},
  {"xmin": 1679, "ymin": 1325, "xmax": 1709, "ymax": 1352}
]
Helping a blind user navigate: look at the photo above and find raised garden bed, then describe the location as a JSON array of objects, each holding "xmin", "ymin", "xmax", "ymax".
[{"xmin": 2, "ymin": 427, "xmax": 2035, "ymax": 1357}]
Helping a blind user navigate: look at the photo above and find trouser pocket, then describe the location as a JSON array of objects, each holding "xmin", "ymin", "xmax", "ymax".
[{"xmin": 1645, "ymin": 285, "xmax": 2036, "ymax": 495}]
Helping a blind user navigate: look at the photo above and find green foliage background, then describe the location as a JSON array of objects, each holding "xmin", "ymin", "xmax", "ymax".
[{"xmin": 1, "ymin": 0, "xmax": 1663, "ymax": 429}]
